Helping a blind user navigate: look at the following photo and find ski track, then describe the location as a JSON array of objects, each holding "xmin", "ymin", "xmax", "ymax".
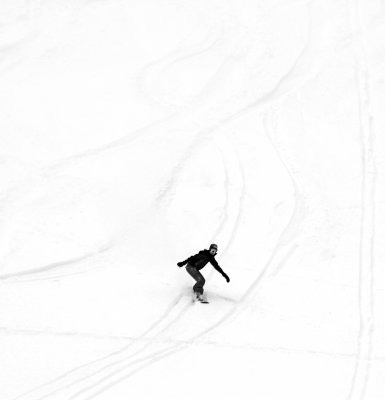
[
  {"xmin": 136, "ymin": 26, "xmax": 222, "ymax": 108},
  {"xmin": 345, "ymin": 0, "xmax": 376, "ymax": 399},
  {"xmin": 0, "ymin": 244, "xmax": 113, "ymax": 282},
  {"xmin": 12, "ymin": 293, "xmax": 190, "ymax": 400},
  {"xmin": 263, "ymin": 111, "xmax": 303, "ymax": 277},
  {"xmin": 213, "ymin": 131, "xmax": 246, "ymax": 257}
]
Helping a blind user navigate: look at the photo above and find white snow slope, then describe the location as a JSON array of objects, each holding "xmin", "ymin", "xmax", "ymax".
[{"xmin": 0, "ymin": 1, "xmax": 384, "ymax": 399}]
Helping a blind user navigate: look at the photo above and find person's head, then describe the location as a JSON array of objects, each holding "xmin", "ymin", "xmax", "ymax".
[{"xmin": 209, "ymin": 243, "xmax": 218, "ymax": 255}]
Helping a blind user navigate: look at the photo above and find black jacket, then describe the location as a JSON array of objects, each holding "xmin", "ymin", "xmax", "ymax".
[{"xmin": 178, "ymin": 249, "xmax": 229, "ymax": 280}]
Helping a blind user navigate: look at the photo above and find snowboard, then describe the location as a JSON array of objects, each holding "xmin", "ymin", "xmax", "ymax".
[{"xmin": 193, "ymin": 292, "xmax": 209, "ymax": 304}]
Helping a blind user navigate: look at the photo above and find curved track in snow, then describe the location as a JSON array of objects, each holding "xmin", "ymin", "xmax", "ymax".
[{"xmin": 345, "ymin": 1, "xmax": 376, "ymax": 399}]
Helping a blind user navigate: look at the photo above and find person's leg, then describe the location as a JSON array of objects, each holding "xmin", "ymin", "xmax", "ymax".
[{"xmin": 185, "ymin": 264, "xmax": 205, "ymax": 295}]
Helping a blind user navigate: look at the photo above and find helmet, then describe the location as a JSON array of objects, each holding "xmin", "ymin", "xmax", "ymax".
[{"xmin": 209, "ymin": 243, "xmax": 218, "ymax": 251}]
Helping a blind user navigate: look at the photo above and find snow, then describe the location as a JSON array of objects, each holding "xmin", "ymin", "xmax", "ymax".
[{"xmin": 0, "ymin": 0, "xmax": 384, "ymax": 399}]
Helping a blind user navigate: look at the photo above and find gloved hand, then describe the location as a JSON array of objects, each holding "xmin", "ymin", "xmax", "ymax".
[
  {"xmin": 223, "ymin": 274, "xmax": 230, "ymax": 283},
  {"xmin": 177, "ymin": 262, "xmax": 184, "ymax": 267}
]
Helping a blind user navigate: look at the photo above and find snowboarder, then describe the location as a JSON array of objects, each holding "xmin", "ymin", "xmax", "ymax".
[{"xmin": 177, "ymin": 243, "xmax": 230, "ymax": 302}]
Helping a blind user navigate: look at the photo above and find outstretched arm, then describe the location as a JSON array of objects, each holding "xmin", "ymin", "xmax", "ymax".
[
  {"xmin": 177, "ymin": 259, "xmax": 188, "ymax": 267},
  {"xmin": 177, "ymin": 254, "xmax": 195, "ymax": 267},
  {"xmin": 210, "ymin": 258, "xmax": 230, "ymax": 282}
]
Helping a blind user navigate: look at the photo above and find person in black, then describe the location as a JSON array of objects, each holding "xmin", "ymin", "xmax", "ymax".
[{"xmin": 177, "ymin": 243, "xmax": 230, "ymax": 300}]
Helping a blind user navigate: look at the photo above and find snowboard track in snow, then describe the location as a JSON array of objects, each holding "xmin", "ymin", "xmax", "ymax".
[
  {"xmin": 345, "ymin": 1, "xmax": 376, "ymax": 400},
  {"xmin": 0, "ymin": 244, "xmax": 113, "ymax": 282}
]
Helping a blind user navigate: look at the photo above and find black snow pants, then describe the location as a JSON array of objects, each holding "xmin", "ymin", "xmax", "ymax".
[{"xmin": 186, "ymin": 264, "xmax": 205, "ymax": 295}]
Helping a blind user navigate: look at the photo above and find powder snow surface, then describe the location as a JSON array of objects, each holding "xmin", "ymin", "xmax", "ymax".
[{"xmin": 0, "ymin": 1, "xmax": 385, "ymax": 399}]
